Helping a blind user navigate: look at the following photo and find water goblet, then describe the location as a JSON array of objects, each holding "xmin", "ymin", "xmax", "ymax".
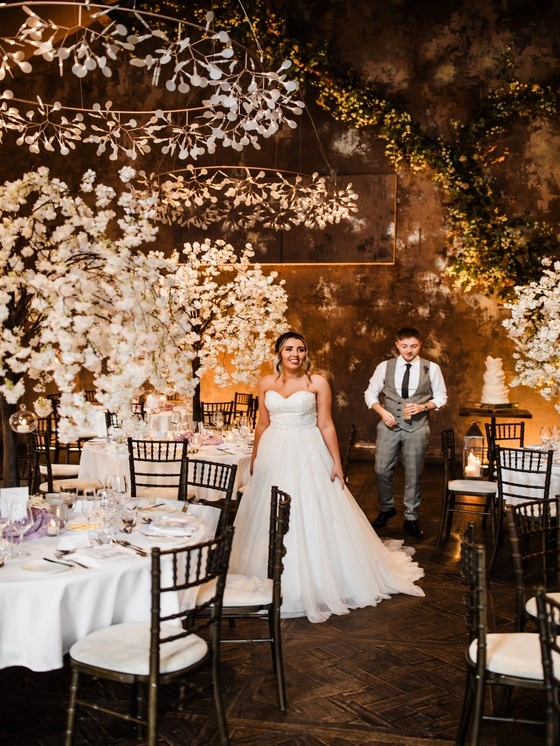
[{"xmin": 8, "ymin": 503, "xmax": 34, "ymax": 557}]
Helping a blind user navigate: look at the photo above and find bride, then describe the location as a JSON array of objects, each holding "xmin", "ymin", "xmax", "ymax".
[{"xmin": 229, "ymin": 331, "xmax": 425, "ymax": 623}]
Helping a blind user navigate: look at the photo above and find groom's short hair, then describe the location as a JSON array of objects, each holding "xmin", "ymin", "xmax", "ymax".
[{"xmin": 396, "ymin": 326, "xmax": 420, "ymax": 341}]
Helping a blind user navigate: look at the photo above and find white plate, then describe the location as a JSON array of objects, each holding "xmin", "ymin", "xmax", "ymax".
[
  {"xmin": 148, "ymin": 513, "xmax": 197, "ymax": 537},
  {"xmin": 21, "ymin": 559, "xmax": 70, "ymax": 574}
]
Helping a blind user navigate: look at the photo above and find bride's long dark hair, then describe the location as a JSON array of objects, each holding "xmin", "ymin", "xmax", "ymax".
[{"xmin": 274, "ymin": 331, "xmax": 312, "ymax": 378}]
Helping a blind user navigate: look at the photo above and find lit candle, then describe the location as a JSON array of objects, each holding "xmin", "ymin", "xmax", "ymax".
[
  {"xmin": 17, "ymin": 424, "xmax": 30, "ymax": 433},
  {"xmin": 46, "ymin": 517, "xmax": 60, "ymax": 536},
  {"xmin": 464, "ymin": 450, "xmax": 482, "ymax": 478}
]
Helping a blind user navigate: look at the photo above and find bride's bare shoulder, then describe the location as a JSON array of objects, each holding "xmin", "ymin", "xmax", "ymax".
[
  {"xmin": 310, "ymin": 372, "xmax": 329, "ymax": 388},
  {"xmin": 258, "ymin": 373, "xmax": 276, "ymax": 391}
]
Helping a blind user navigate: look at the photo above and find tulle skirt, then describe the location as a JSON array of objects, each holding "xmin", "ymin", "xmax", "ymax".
[{"xmin": 229, "ymin": 423, "xmax": 425, "ymax": 623}]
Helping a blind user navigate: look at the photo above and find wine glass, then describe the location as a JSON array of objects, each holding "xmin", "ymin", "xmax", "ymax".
[
  {"xmin": 189, "ymin": 432, "xmax": 203, "ymax": 453},
  {"xmin": 8, "ymin": 503, "xmax": 34, "ymax": 557},
  {"xmin": 0, "ymin": 500, "xmax": 11, "ymax": 561},
  {"xmin": 120, "ymin": 499, "xmax": 138, "ymax": 534},
  {"xmin": 211, "ymin": 410, "xmax": 225, "ymax": 437},
  {"xmin": 238, "ymin": 415, "xmax": 251, "ymax": 441},
  {"xmin": 539, "ymin": 426, "xmax": 552, "ymax": 450},
  {"xmin": 0, "ymin": 536, "xmax": 10, "ymax": 566},
  {"xmin": 105, "ymin": 474, "xmax": 128, "ymax": 496}
]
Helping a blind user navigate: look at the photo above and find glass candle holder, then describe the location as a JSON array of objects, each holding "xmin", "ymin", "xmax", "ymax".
[{"xmin": 46, "ymin": 515, "xmax": 61, "ymax": 536}]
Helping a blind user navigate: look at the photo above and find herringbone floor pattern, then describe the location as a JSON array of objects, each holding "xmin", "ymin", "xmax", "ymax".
[{"xmin": 0, "ymin": 460, "xmax": 548, "ymax": 745}]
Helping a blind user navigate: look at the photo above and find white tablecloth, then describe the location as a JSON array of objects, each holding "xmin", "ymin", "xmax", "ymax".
[
  {"xmin": 501, "ymin": 460, "xmax": 560, "ymax": 504},
  {"xmin": 0, "ymin": 501, "xmax": 205, "ymax": 671},
  {"xmin": 78, "ymin": 440, "xmax": 251, "ymax": 501}
]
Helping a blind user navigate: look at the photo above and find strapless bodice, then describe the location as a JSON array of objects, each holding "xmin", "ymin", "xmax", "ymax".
[{"xmin": 264, "ymin": 389, "xmax": 317, "ymax": 430}]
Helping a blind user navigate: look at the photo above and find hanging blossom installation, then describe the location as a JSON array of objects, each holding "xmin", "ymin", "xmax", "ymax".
[
  {"xmin": 133, "ymin": 166, "xmax": 359, "ymax": 230},
  {"xmin": 0, "ymin": 166, "xmax": 200, "ymax": 440},
  {"xmin": 0, "ymin": 3, "xmax": 304, "ymax": 159},
  {"xmin": 503, "ymin": 257, "xmax": 560, "ymax": 411}
]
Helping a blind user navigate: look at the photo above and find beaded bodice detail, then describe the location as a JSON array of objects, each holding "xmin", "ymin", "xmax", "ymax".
[{"xmin": 265, "ymin": 389, "xmax": 317, "ymax": 430}]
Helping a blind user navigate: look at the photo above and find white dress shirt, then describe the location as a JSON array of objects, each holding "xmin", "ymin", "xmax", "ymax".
[{"xmin": 364, "ymin": 356, "xmax": 448, "ymax": 409}]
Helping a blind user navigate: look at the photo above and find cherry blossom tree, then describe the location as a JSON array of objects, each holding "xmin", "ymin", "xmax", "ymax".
[
  {"xmin": 0, "ymin": 167, "xmax": 198, "ymax": 486},
  {"xmin": 503, "ymin": 257, "xmax": 560, "ymax": 410},
  {"xmin": 0, "ymin": 169, "xmax": 289, "ymax": 487},
  {"xmin": 174, "ymin": 238, "xmax": 289, "ymax": 420}
]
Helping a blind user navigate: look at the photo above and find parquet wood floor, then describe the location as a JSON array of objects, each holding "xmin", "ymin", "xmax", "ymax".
[{"xmin": 0, "ymin": 459, "xmax": 548, "ymax": 745}]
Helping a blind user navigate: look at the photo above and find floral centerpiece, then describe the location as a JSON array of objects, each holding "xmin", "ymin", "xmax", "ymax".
[{"xmin": 503, "ymin": 258, "xmax": 560, "ymax": 410}]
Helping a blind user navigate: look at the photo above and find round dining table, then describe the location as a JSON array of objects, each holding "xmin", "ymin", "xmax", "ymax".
[
  {"xmin": 0, "ymin": 500, "xmax": 205, "ymax": 672},
  {"xmin": 77, "ymin": 438, "xmax": 252, "ymax": 501}
]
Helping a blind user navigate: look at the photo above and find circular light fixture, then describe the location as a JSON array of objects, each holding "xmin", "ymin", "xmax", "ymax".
[{"xmin": 0, "ymin": 2, "xmax": 304, "ymax": 158}]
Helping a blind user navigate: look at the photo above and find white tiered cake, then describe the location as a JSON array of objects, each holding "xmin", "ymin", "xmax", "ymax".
[{"xmin": 481, "ymin": 356, "xmax": 510, "ymax": 405}]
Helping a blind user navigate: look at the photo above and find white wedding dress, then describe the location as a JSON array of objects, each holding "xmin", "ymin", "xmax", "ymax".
[{"xmin": 229, "ymin": 389, "xmax": 425, "ymax": 623}]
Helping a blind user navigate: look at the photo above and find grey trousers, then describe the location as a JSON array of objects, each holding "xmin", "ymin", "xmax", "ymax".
[{"xmin": 374, "ymin": 421, "xmax": 430, "ymax": 520}]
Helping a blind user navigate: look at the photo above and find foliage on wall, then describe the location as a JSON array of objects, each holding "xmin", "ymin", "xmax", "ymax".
[{"xmin": 148, "ymin": 0, "xmax": 560, "ymax": 298}]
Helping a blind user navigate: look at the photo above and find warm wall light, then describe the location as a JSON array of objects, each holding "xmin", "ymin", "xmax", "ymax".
[
  {"xmin": 133, "ymin": 166, "xmax": 359, "ymax": 230},
  {"xmin": 0, "ymin": 2, "xmax": 304, "ymax": 159}
]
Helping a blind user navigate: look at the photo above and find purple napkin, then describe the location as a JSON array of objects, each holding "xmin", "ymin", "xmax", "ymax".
[
  {"xmin": 23, "ymin": 508, "xmax": 58, "ymax": 541},
  {"xmin": 203, "ymin": 434, "xmax": 223, "ymax": 446}
]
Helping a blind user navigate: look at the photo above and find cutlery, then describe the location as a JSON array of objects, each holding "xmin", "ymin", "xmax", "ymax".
[
  {"xmin": 43, "ymin": 556, "xmax": 88, "ymax": 569},
  {"xmin": 113, "ymin": 539, "xmax": 149, "ymax": 557},
  {"xmin": 138, "ymin": 503, "xmax": 165, "ymax": 511}
]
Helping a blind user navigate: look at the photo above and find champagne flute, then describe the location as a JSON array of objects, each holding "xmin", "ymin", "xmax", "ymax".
[{"xmin": 8, "ymin": 503, "xmax": 34, "ymax": 557}]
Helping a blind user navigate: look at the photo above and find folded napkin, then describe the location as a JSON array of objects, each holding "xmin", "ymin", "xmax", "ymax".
[
  {"xmin": 72, "ymin": 544, "xmax": 139, "ymax": 568},
  {"xmin": 203, "ymin": 434, "xmax": 223, "ymax": 446},
  {"xmin": 58, "ymin": 532, "xmax": 90, "ymax": 551},
  {"xmin": 18, "ymin": 508, "xmax": 54, "ymax": 541}
]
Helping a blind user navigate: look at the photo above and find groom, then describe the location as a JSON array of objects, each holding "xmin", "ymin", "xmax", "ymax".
[{"xmin": 364, "ymin": 326, "xmax": 447, "ymax": 538}]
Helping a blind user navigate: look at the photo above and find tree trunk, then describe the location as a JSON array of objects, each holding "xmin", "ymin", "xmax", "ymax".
[
  {"xmin": 192, "ymin": 357, "xmax": 202, "ymax": 423},
  {"xmin": 1, "ymin": 394, "xmax": 19, "ymax": 487}
]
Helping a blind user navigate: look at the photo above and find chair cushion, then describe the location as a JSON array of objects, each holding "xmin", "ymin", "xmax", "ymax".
[
  {"xmin": 40, "ymin": 464, "xmax": 80, "ymax": 477},
  {"xmin": 525, "ymin": 591, "xmax": 560, "ymax": 620},
  {"xmin": 69, "ymin": 622, "xmax": 208, "ymax": 675},
  {"xmin": 196, "ymin": 573, "xmax": 273, "ymax": 607},
  {"xmin": 449, "ymin": 479, "xmax": 497, "ymax": 494},
  {"xmin": 136, "ymin": 487, "xmax": 180, "ymax": 500},
  {"xmin": 468, "ymin": 632, "xmax": 543, "ymax": 680},
  {"xmin": 40, "ymin": 478, "xmax": 103, "ymax": 494}
]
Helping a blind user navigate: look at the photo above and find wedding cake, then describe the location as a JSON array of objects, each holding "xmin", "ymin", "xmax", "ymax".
[{"xmin": 481, "ymin": 356, "xmax": 510, "ymax": 405}]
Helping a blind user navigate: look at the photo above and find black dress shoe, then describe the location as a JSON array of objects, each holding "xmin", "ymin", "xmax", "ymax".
[
  {"xmin": 371, "ymin": 507, "xmax": 397, "ymax": 528},
  {"xmin": 403, "ymin": 519, "xmax": 424, "ymax": 538}
]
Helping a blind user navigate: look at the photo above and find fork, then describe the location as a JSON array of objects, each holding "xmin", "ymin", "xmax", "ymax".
[{"xmin": 113, "ymin": 539, "xmax": 149, "ymax": 557}]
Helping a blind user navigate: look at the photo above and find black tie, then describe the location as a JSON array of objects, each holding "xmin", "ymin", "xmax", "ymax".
[{"xmin": 401, "ymin": 363, "xmax": 411, "ymax": 399}]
